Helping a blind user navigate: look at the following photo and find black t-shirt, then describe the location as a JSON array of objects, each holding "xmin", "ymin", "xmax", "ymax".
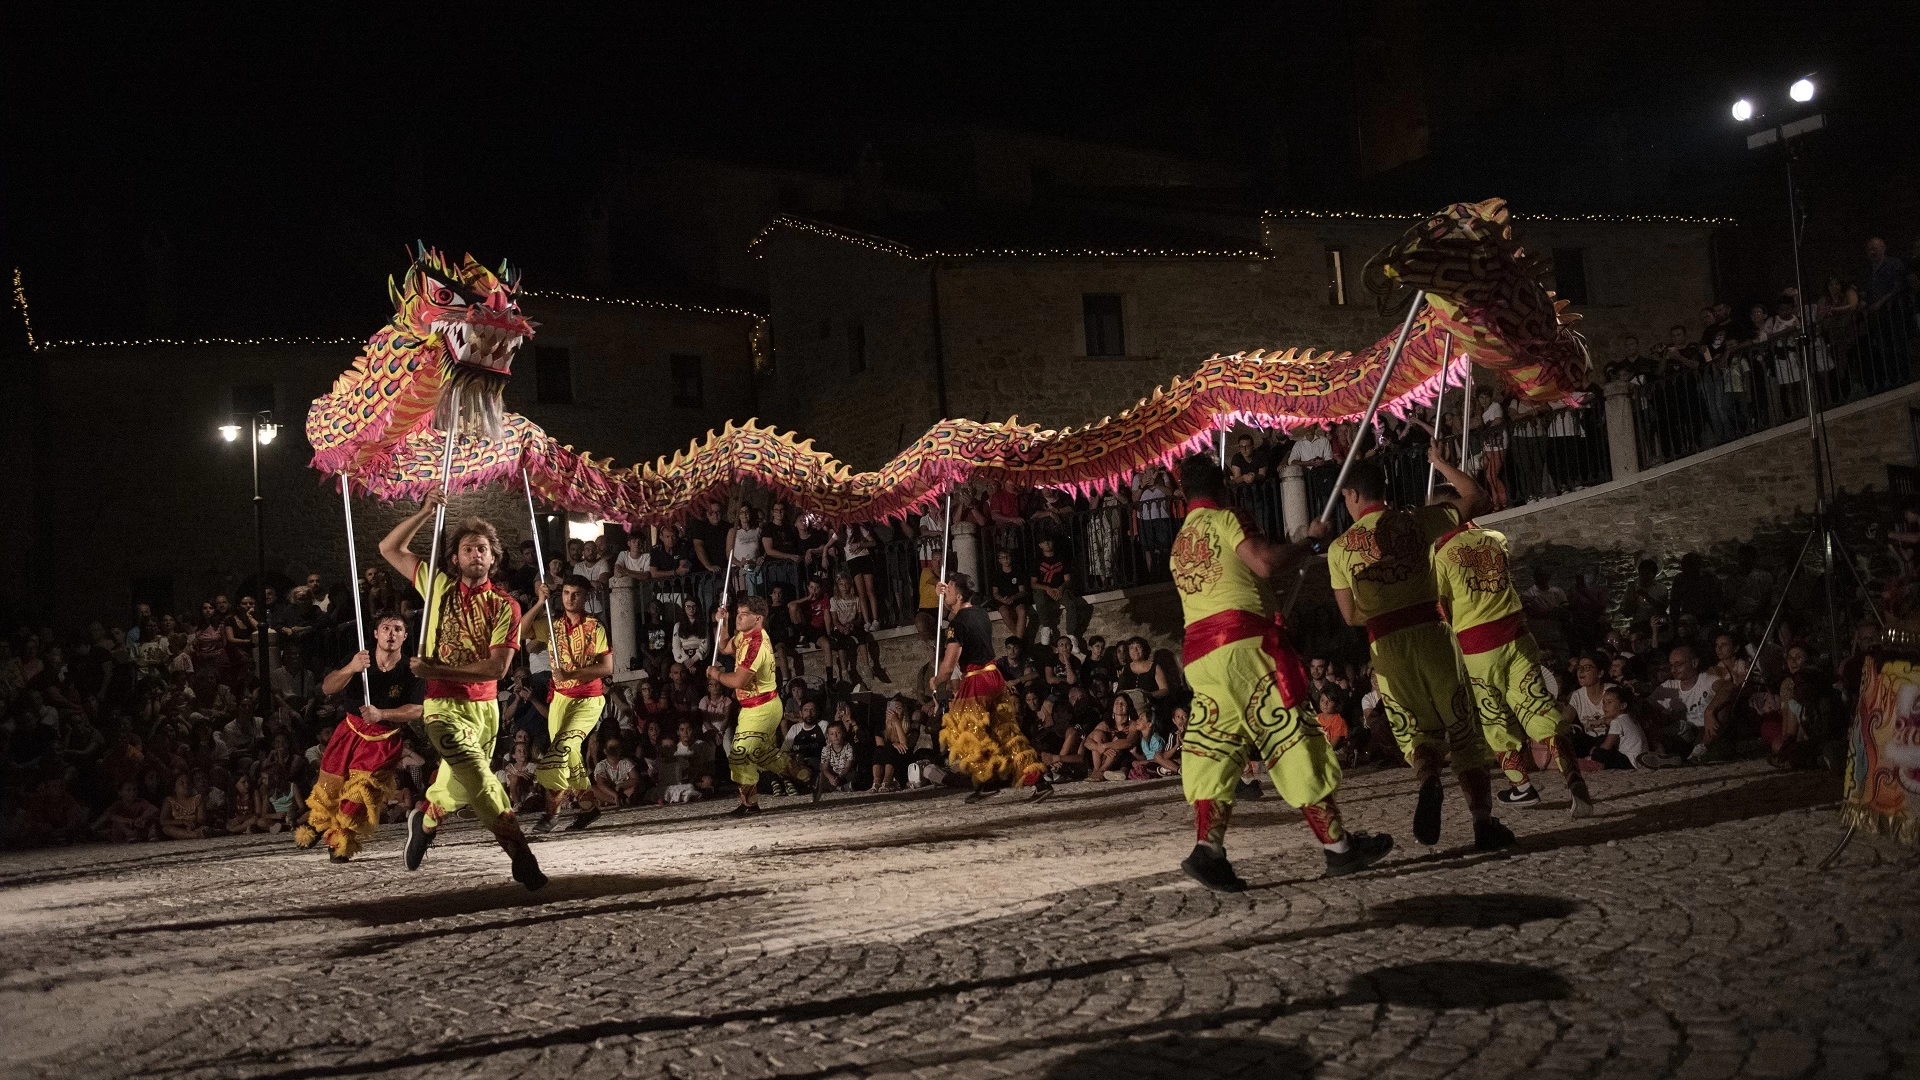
[
  {"xmin": 945, "ymin": 605, "xmax": 997, "ymax": 668},
  {"xmin": 508, "ymin": 561, "xmax": 538, "ymax": 596},
  {"xmin": 990, "ymin": 564, "xmax": 1025, "ymax": 604},
  {"xmin": 687, "ymin": 519, "xmax": 730, "ymax": 572},
  {"xmin": 1035, "ymin": 558, "xmax": 1070, "ymax": 592},
  {"xmin": 650, "ymin": 541, "xmax": 693, "ymax": 579},
  {"xmin": 796, "ymin": 527, "xmax": 830, "ymax": 569},
  {"xmin": 338, "ymin": 656, "xmax": 424, "ymax": 720},
  {"xmin": 789, "ymin": 721, "xmax": 826, "ymax": 759},
  {"xmin": 1229, "ymin": 451, "xmax": 1262, "ymax": 480},
  {"xmin": 763, "ymin": 523, "xmax": 799, "ymax": 559}
]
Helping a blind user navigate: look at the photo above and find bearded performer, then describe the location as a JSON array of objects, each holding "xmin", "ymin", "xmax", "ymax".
[
  {"xmin": 519, "ymin": 576, "xmax": 614, "ymax": 833},
  {"xmin": 1431, "ymin": 501, "xmax": 1595, "ymax": 818},
  {"xmin": 931, "ymin": 574, "xmax": 1054, "ymax": 804},
  {"xmin": 380, "ymin": 489, "xmax": 546, "ymax": 891},
  {"xmin": 1328, "ymin": 449, "xmax": 1513, "ymax": 853},
  {"xmin": 294, "ymin": 613, "xmax": 422, "ymax": 861},
  {"xmin": 710, "ymin": 594, "xmax": 816, "ymax": 817},
  {"xmin": 1172, "ymin": 454, "xmax": 1393, "ymax": 891}
]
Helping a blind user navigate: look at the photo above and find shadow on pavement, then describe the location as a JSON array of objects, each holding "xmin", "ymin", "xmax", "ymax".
[
  {"xmin": 1044, "ymin": 1034, "xmax": 1315, "ymax": 1079},
  {"xmin": 112, "ymin": 873, "xmax": 703, "ymax": 934},
  {"xmin": 327, "ymin": 887, "xmax": 767, "ymax": 958}
]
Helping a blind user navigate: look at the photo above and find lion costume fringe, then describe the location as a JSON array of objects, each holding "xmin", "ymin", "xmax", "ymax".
[{"xmin": 940, "ymin": 666, "xmax": 1043, "ymax": 787}]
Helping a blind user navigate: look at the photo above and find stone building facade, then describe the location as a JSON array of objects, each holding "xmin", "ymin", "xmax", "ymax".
[
  {"xmin": 757, "ymin": 210, "xmax": 1718, "ymax": 471},
  {"xmin": 4, "ymin": 293, "xmax": 759, "ymax": 625}
]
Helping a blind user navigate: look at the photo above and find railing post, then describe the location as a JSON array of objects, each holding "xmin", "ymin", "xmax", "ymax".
[
  {"xmin": 1604, "ymin": 379, "xmax": 1640, "ymax": 478},
  {"xmin": 608, "ymin": 575, "xmax": 642, "ymax": 681},
  {"xmin": 1279, "ymin": 464, "xmax": 1309, "ymax": 540}
]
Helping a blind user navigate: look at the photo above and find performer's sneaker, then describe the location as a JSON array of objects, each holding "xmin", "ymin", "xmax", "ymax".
[
  {"xmin": 727, "ymin": 804, "xmax": 760, "ymax": 818},
  {"xmin": 965, "ymin": 782, "xmax": 1002, "ymax": 804},
  {"xmin": 1412, "ymin": 778, "xmax": 1444, "ymax": 846},
  {"xmin": 329, "ymin": 852, "xmax": 352, "ymax": 864},
  {"xmin": 1027, "ymin": 777, "xmax": 1056, "ymax": 804},
  {"xmin": 1323, "ymin": 832, "xmax": 1395, "ymax": 878},
  {"xmin": 811, "ymin": 768, "xmax": 825, "ymax": 804},
  {"xmin": 533, "ymin": 813, "xmax": 559, "ymax": 834},
  {"xmin": 565, "ymin": 808, "xmax": 601, "ymax": 832},
  {"xmin": 1180, "ymin": 845, "xmax": 1248, "ymax": 893},
  {"xmin": 1497, "ymin": 786, "xmax": 1543, "ymax": 809},
  {"xmin": 404, "ymin": 809, "xmax": 436, "ymax": 871},
  {"xmin": 1569, "ymin": 792, "xmax": 1595, "ymax": 819},
  {"xmin": 509, "ymin": 846, "xmax": 548, "ymax": 892},
  {"xmin": 1473, "ymin": 817, "xmax": 1517, "ymax": 852}
]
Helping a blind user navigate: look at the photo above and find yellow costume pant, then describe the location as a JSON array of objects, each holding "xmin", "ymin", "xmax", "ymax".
[
  {"xmin": 422, "ymin": 697, "xmax": 511, "ymax": 829},
  {"xmin": 536, "ymin": 694, "xmax": 604, "ymax": 794},
  {"xmin": 939, "ymin": 689, "xmax": 1042, "ymax": 786},
  {"xmin": 1463, "ymin": 633, "xmax": 1581, "ymax": 787},
  {"xmin": 728, "ymin": 701, "xmax": 797, "ymax": 786},
  {"xmin": 1371, "ymin": 623, "xmax": 1494, "ymax": 775},
  {"xmin": 1181, "ymin": 637, "xmax": 1342, "ymax": 811}
]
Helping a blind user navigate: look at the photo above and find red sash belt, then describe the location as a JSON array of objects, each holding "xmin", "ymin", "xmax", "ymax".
[
  {"xmin": 1181, "ymin": 609, "xmax": 1307, "ymax": 709},
  {"xmin": 737, "ymin": 690, "xmax": 777, "ymax": 709},
  {"xmin": 956, "ymin": 663, "xmax": 1006, "ymax": 700},
  {"xmin": 1455, "ymin": 610, "xmax": 1528, "ymax": 655},
  {"xmin": 1366, "ymin": 601, "xmax": 1444, "ymax": 643}
]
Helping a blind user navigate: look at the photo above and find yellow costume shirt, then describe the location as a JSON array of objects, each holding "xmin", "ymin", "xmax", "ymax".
[
  {"xmin": 1171, "ymin": 505, "xmax": 1266, "ymax": 624},
  {"xmin": 411, "ymin": 565, "xmax": 520, "ymax": 701},
  {"xmin": 1432, "ymin": 525, "xmax": 1522, "ymax": 633},
  {"xmin": 732, "ymin": 627, "xmax": 778, "ymax": 703},
  {"xmin": 1328, "ymin": 505, "xmax": 1459, "ymax": 620},
  {"xmin": 549, "ymin": 613, "xmax": 611, "ymax": 699}
]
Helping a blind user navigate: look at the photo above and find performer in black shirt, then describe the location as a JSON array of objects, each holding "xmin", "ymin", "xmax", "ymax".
[
  {"xmin": 295, "ymin": 613, "xmax": 425, "ymax": 861},
  {"xmin": 932, "ymin": 574, "xmax": 1053, "ymax": 804}
]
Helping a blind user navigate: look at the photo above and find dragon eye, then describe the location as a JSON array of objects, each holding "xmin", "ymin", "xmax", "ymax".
[{"xmin": 425, "ymin": 277, "xmax": 467, "ymax": 307}]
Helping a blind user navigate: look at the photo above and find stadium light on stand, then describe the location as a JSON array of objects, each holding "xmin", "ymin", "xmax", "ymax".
[
  {"xmin": 220, "ymin": 424, "xmax": 241, "ymax": 442},
  {"xmin": 1790, "ymin": 78, "xmax": 1815, "ymax": 103},
  {"xmin": 1731, "ymin": 98, "xmax": 1754, "ymax": 122}
]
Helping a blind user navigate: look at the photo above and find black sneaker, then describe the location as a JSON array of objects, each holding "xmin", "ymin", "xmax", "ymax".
[
  {"xmin": 329, "ymin": 852, "xmax": 351, "ymax": 864},
  {"xmin": 1412, "ymin": 777, "xmax": 1444, "ymax": 846},
  {"xmin": 565, "ymin": 808, "xmax": 601, "ymax": 832},
  {"xmin": 1027, "ymin": 778, "xmax": 1056, "ymax": 804},
  {"xmin": 1473, "ymin": 817, "xmax": 1517, "ymax": 852},
  {"xmin": 811, "ymin": 768, "xmax": 824, "ymax": 804},
  {"xmin": 404, "ymin": 808, "xmax": 436, "ymax": 870},
  {"xmin": 1180, "ymin": 844, "xmax": 1248, "ymax": 893},
  {"xmin": 727, "ymin": 804, "xmax": 760, "ymax": 818},
  {"xmin": 533, "ymin": 813, "xmax": 559, "ymax": 834},
  {"xmin": 509, "ymin": 846, "xmax": 548, "ymax": 892},
  {"xmin": 1497, "ymin": 786, "xmax": 1543, "ymax": 809},
  {"xmin": 1323, "ymin": 832, "xmax": 1395, "ymax": 877},
  {"xmin": 965, "ymin": 782, "xmax": 1001, "ymax": 804}
]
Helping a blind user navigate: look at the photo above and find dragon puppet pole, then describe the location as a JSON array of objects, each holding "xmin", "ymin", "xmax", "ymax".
[
  {"xmin": 1217, "ymin": 429, "xmax": 1227, "ymax": 469},
  {"xmin": 338, "ymin": 475, "xmax": 372, "ymax": 703},
  {"xmin": 1460, "ymin": 354, "xmax": 1474, "ymax": 468},
  {"xmin": 712, "ymin": 546, "xmax": 736, "ymax": 663},
  {"xmin": 418, "ymin": 399, "xmax": 461, "ymax": 652},
  {"xmin": 521, "ymin": 468, "xmax": 558, "ymax": 656},
  {"xmin": 1425, "ymin": 330, "xmax": 1455, "ymax": 497},
  {"xmin": 1318, "ymin": 290, "xmax": 1426, "ymax": 523},
  {"xmin": 931, "ymin": 493, "xmax": 955, "ymax": 681}
]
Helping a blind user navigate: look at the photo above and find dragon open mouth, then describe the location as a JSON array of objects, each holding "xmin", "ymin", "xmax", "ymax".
[{"xmin": 432, "ymin": 318, "xmax": 524, "ymax": 442}]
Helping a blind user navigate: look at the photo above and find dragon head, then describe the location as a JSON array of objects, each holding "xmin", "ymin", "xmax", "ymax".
[{"xmin": 391, "ymin": 244, "xmax": 535, "ymax": 442}]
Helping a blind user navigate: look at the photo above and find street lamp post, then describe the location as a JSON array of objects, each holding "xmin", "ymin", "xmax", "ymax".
[{"xmin": 221, "ymin": 411, "xmax": 278, "ymax": 720}]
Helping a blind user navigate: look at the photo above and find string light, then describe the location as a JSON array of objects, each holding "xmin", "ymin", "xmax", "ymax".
[
  {"xmin": 11, "ymin": 268, "xmax": 35, "ymax": 351},
  {"xmin": 749, "ymin": 215, "xmax": 1266, "ymax": 261},
  {"xmin": 522, "ymin": 288, "xmax": 764, "ymax": 320},
  {"xmin": 36, "ymin": 335, "xmax": 359, "ymax": 351},
  {"xmin": 1263, "ymin": 208, "xmax": 1738, "ymax": 226}
]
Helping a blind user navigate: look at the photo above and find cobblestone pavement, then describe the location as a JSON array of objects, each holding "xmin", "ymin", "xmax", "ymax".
[{"xmin": 4, "ymin": 761, "xmax": 1916, "ymax": 1080}]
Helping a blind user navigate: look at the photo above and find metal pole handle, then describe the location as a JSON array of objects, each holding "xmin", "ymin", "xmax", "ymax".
[
  {"xmin": 418, "ymin": 399, "xmax": 460, "ymax": 655},
  {"xmin": 931, "ymin": 493, "xmax": 954, "ymax": 678},
  {"xmin": 1318, "ymin": 291, "xmax": 1426, "ymax": 522},
  {"xmin": 522, "ymin": 469, "xmax": 560, "ymax": 667},
  {"xmin": 1425, "ymin": 331, "xmax": 1453, "ymax": 498},
  {"xmin": 339, "ymin": 475, "xmax": 372, "ymax": 703},
  {"xmin": 712, "ymin": 545, "xmax": 736, "ymax": 663}
]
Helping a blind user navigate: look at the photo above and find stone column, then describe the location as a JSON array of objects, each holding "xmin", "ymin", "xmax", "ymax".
[
  {"xmin": 608, "ymin": 576, "xmax": 643, "ymax": 683},
  {"xmin": 1604, "ymin": 380, "xmax": 1640, "ymax": 479},
  {"xmin": 950, "ymin": 520, "xmax": 982, "ymax": 589},
  {"xmin": 1280, "ymin": 464, "xmax": 1310, "ymax": 540}
]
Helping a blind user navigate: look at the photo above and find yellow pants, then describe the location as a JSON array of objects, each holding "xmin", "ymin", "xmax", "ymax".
[
  {"xmin": 536, "ymin": 694, "xmax": 604, "ymax": 794},
  {"xmin": 1463, "ymin": 633, "xmax": 1579, "ymax": 787},
  {"xmin": 423, "ymin": 697, "xmax": 511, "ymax": 829},
  {"xmin": 728, "ymin": 700, "xmax": 797, "ymax": 786},
  {"xmin": 1370, "ymin": 622, "xmax": 1493, "ymax": 775},
  {"xmin": 1181, "ymin": 637, "xmax": 1341, "ymax": 810}
]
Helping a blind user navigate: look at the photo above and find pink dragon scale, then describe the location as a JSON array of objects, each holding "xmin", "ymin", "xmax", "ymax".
[{"xmin": 307, "ymin": 199, "xmax": 1589, "ymax": 524}]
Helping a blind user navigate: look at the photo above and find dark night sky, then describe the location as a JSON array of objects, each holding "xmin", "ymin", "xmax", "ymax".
[{"xmin": 5, "ymin": 2, "xmax": 1916, "ymax": 342}]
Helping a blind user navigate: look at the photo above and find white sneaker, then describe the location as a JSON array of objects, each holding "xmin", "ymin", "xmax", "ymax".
[
  {"xmin": 865, "ymin": 620, "xmax": 879, "ymax": 632},
  {"xmin": 1569, "ymin": 793, "xmax": 1594, "ymax": 819},
  {"xmin": 1687, "ymin": 743, "xmax": 1709, "ymax": 764}
]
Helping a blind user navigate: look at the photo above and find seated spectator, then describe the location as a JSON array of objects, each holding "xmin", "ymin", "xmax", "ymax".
[
  {"xmin": 226, "ymin": 773, "xmax": 270, "ymax": 834},
  {"xmin": 261, "ymin": 763, "xmax": 301, "ymax": 833},
  {"xmin": 871, "ymin": 697, "xmax": 913, "ymax": 792},
  {"xmin": 1117, "ymin": 639, "xmax": 1175, "ymax": 722},
  {"xmin": 592, "ymin": 739, "xmax": 640, "ymax": 807},
  {"xmin": 1030, "ymin": 537, "xmax": 1091, "ymax": 644},
  {"xmin": 671, "ymin": 597, "xmax": 710, "ymax": 671},
  {"xmin": 1589, "ymin": 686, "xmax": 1650, "ymax": 769},
  {"xmin": 663, "ymin": 663, "xmax": 702, "ymax": 718},
  {"xmin": 987, "ymin": 549, "xmax": 1031, "ymax": 642},
  {"xmin": 1085, "ymin": 693, "xmax": 1143, "ymax": 781},
  {"xmin": 1646, "ymin": 644, "xmax": 1722, "ymax": 764},
  {"xmin": 674, "ymin": 719, "xmax": 718, "ymax": 798},
  {"xmin": 1564, "ymin": 653, "xmax": 1614, "ymax": 752},
  {"xmin": 1081, "ymin": 635, "xmax": 1117, "ymax": 695},
  {"xmin": 1044, "ymin": 635, "xmax": 1081, "ymax": 699},
  {"xmin": 997, "ymin": 636, "xmax": 1039, "ymax": 692},
  {"xmin": 1764, "ymin": 674, "xmax": 1820, "ymax": 769},
  {"xmin": 819, "ymin": 721, "xmax": 856, "ymax": 792},
  {"xmin": 495, "ymin": 737, "xmax": 538, "ymax": 812},
  {"xmin": 1132, "ymin": 707, "xmax": 1179, "ymax": 778},
  {"xmin": 97, "ymin": 780, "xmax": 159, "ymax": 842},
  {"xmin": 1032, "ymin": 696, "xmax": 1086, "ymax": 781},
  {"xmin": 783, "ymin": 699, "xmax": 828, "ymax": 776},
  {"xmin": 1315, "ymin": 689, "xmax": 1349, "ymax": 751},
  {"xmin": 159, "ymin": 773, "xmax": 211, "ymax": 840}
]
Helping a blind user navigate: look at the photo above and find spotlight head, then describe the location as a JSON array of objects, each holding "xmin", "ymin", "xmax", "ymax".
[
  {"xmin": 1790, "ymin": 78, "xmax": 1814, "ymax": 103},
  {"xmin": 257, "ymin": 424, "xmax": 278, "ymax": 445},
  {"xmin": 1731, "ymin": 98, "xmax": 1754, "ymax": 122},
  {"xmin": 219, "ymin": 424, "xmax": 241, "ymax": 442}
]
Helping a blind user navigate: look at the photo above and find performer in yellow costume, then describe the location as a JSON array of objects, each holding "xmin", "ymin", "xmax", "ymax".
[
  {"xmin": 1329, "ymin": 450, "xmax": 1511, "ymax": 852},
  {"xmin": 1431, "ymin": 510, "xmax": 1594, "ymax": 818},
  {"xmin": 930, "ymin": 574, "xmax": 1052, "ymax": 804},
  {"xmin": 379, "ymin": 489, "xmax": 545, "ymax": 891},
  {"xmin": 1172, "ymin": 454, "xmax": 1393, "ymax": 891},
  {"xmin": 709, "ymin": 595, "xmax": 815, "ymax": 817},
  {"xmin": 519, "ymin": 575, "xmax": 614, "ymax": 833}
]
